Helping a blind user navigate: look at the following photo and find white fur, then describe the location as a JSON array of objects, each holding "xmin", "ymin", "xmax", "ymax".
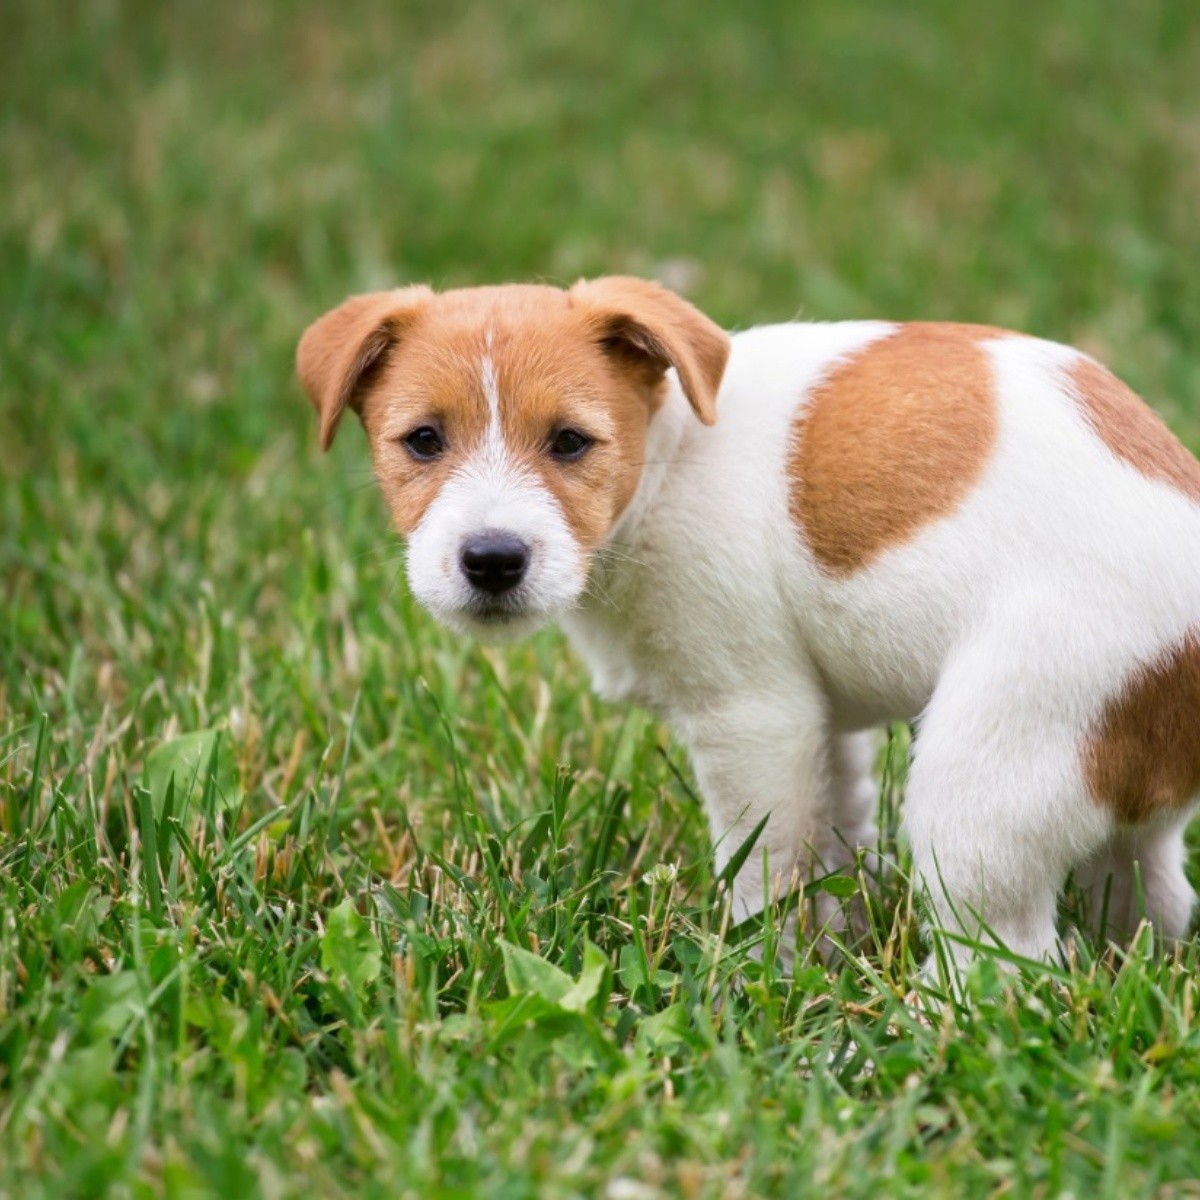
[
  {"xmin": 410, "ymin": 319, "xmax": 1200, "ymax": 965},
  {"xmin": 480, "ymin": 339, "xmax": 503, "ymax": 452},
  {"xmin": 559, "ymin": 323, "xmax": 1200, "ymax": 963}
]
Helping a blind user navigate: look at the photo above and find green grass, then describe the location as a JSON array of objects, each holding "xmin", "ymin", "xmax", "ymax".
[{"xmin": 5, "ymin": 1, "xmax": 1200, "ymax": 1195}]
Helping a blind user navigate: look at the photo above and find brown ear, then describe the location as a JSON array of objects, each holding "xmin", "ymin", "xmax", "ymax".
[
  {"xmin": 296, "ymin": 286, "xmax": 433, "ymax": 450},
  {"xmin": 570, "ymin": 276, "xmax": 730, "ymax": 425}
]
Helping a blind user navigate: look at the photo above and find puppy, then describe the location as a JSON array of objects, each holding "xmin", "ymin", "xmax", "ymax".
[{"xmin": 297, "ymin": 276, "xmax": 1200, "ymax": 965}]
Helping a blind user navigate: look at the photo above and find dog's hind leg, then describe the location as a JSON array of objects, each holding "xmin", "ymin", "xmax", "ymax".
[
  {"xmin": 828, "ymin": 731, "xmax": 881, "ymax": 868},
  {"xmin": 1073, "ymin": 813, "xmax": 1196, "ymax": 944},
  {"xmin": 902, "ymin": 642, "xmax": 1113, "ymax": 969}
]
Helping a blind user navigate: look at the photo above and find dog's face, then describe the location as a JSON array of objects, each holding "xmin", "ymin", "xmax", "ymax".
[{"xmin": 297, "ymin": 277, "xmax": 729, "ymax": 637}]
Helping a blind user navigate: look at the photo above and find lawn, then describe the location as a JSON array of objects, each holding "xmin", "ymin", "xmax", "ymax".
[{"xmin": 4, "ymin": 1, "xmax": 1200, "ymax": 1195}]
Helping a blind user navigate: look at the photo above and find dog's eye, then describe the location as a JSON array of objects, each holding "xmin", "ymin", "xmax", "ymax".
[
  {"xmin": 549, "ymin": 429, "xmax": 593, "ymax": 461},
  {"xmin": 402, "ymin": 426, "xmax": 445, "ymax": 460}
]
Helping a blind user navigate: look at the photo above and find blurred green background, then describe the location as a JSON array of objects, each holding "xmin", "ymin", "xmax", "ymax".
[
  {"xmin": 8, "ymin": 0, "xmax": 1200, "ymax": 739},
  {"xmin": 5, "ymin": 2, "xmax": 1200, "ymax": 1195},
  {"xmin": 5, "ymin": 0, "xmax": 1200, "ymax": 490},
  {"xmin": 6, "ymin": 0, "xmax": 1200, "ymax": 695}
]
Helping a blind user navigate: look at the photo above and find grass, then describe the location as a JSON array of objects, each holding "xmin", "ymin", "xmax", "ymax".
[{"xmin": 4, "ymin": 0, "xmax": 1200, "ymax": 1195}]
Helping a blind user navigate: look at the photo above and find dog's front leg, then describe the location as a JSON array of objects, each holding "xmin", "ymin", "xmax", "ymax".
[{"xmin": 681, "ymin": 684, "xmax": 836, "ymax": 954}]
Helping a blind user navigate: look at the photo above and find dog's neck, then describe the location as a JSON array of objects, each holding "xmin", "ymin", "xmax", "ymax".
[
  {"xmin": 613, "ymin": 379, "xmax": 692, "ymax": 547},
  {"xmin": 558, "ymin": 380, "xmax": 693, "ymax": 706}
]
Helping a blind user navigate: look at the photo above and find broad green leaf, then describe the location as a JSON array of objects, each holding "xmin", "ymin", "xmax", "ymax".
[
  {"xmin": 635, "ymin": 1002, "xmax": 690, "ymax": 1055},
  {"xmin": 499, "ymin": 940, "xmax": 573, "ymax": 1004},
  {"xmin": 815, "ymin": 874, "xmax": 860, "ymax": 899},
  {"xmin": 618, "ymin": 944, "xmax": 676, "ymax": 996},
  {"xmin": 144, "ymin": 729, "xmax": 240, "ymax": 818},
  {"xmin": 49, "ymin": 1044, "xmax": 118, "ymax": 1113},
  {"xmin": 618, "ymin": 943, "xmax": 650, "ymax": 993},
  {"xmin": 320, "ymin": 899, "xmax": 382, "ymax": 998},
  {"xmin": 485, "ymin": 993, "xmax": 566, "ymax": 1046},
  {"xmin": 559, "ymin": 941, "xmax": 608, "ymax": 1013},
  {"xmin": 79, "ymin": 972, "xmax": 144, "ymax": 1040}
]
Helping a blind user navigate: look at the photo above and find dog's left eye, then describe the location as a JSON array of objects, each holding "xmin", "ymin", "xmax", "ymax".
[
  {"xmin": 402, "ymin": 426, "xmax": 445, "ymax": 460},
  {"xmin": 549, "ymin": 429, "xmax": 593, "ymax": 460}
]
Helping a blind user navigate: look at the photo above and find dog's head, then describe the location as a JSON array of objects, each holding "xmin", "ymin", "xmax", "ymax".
[{"xmin": 297, "ymin": 277, "xmax": 729, "ymax": 638}]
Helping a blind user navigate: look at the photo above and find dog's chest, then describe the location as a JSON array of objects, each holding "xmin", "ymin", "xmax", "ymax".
[{"xmin": 561, "ymin": 538, "xmax": 793, "ymax": 716}]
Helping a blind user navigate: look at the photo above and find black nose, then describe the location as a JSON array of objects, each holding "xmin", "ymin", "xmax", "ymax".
[{"xmin": 460, "ymin": 532, "xmax": 529, "ymax": 595}]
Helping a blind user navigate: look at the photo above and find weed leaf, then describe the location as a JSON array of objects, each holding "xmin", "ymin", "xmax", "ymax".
[
  {"xmin": 500, "ymin": 940, "xmax": 574, "ymax": 1004},
  {"xmin": 144, "ymin": 730, "xmax": 240, "ymax": 818},
  {"xmin": 321, "ymin": 899, "xmax": 382, "ymax": 998}
]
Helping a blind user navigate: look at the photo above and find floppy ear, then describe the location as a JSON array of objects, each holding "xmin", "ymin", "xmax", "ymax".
[
  {"xmin": 570, "ymin": 276, "xmax": 730, "ymax": 425},
  {"xmin": 296, "ymin": 286, "xmax": 434, "ymax": 450}
]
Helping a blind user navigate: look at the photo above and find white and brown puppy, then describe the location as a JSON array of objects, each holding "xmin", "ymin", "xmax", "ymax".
[{"xmin": 298, "ymin": 277, "xmax": 1200, "ymax": 965}]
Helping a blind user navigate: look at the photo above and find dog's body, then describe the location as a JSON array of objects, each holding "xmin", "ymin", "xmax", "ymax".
[{"xmin": 299, "ymin": 278, "xmax": 1200, "ymax": 965}]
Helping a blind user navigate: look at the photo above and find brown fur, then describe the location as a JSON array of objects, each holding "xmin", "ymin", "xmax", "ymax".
[
  {"xmin": 296, "ymin": 278, "xmax": 730, "ymax": 548},
  {"xmin": 789, "ymin": 324, "xmax": 1005, "ymax": 576},
  {"xmin": 570, "ymin": 276, "xmax": 729, "ymax": 426},
  {"xmin": 1084, "ymin": 632, "xmax": 1200, "ymax": 822},
  {"xmin": 296, "ymin": 286, "xmax": 434, "ymax": 450},
  {"xmin": 1070, "ymin": 357, "xmax": 1200, "ymax": 505}
]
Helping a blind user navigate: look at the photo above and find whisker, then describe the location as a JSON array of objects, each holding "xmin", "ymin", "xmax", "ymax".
[
  {"xmin": 343, "ymin": 540, "xmax": 407, "ymax": 566},
  {"xmin": 583, "ymin": 575, "xmax": 618, "ymax": 609},
  {"xmin": 595, "ymin": 544, "xmax": 647, "ymax": 569}
]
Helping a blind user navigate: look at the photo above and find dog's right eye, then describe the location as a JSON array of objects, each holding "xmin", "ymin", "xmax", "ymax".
[{"xmin": 402, "ymin": 426, "xmax": 445, "ymax": 460}]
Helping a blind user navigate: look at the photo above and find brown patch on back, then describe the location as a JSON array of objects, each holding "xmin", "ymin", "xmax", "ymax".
[
  {"xmin": 1085, "ymin": 633, "xmax": 1200, "ymax": 823},
  {"xmin": 789, "ymin": 323, "xmax": 1005, "ymax": 576},
  {"xmin": 1070, "ymin": 357, "xmax": 1200, "ymax": 505}
]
